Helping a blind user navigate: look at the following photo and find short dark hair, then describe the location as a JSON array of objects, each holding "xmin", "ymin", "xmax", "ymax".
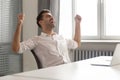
[{"xmin": 36, "ymin": 9, "xmax": 51, "ymax": 28}]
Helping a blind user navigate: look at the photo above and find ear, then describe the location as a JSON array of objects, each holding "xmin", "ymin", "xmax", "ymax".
[{"xmin": 39, "ymin": 20, "xmax": 43, "ymax": 25}]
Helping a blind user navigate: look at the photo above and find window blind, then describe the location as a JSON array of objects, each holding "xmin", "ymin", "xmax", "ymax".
[
  {"xmin": 0, "ymin": 0, "xmax": 22, "ymax": 76},
  {"xmin": 0, "ymin": 0, "xmax": 22, "ymax": 43}
]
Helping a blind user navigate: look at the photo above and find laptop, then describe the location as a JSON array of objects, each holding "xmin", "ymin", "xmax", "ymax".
[{"xmin": 91, "ymin": 44, "xmax": 120, "ymax": 67}]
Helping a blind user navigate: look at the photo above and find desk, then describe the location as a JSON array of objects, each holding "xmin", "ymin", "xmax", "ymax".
[
  {"xmin": 0, "ymin": 56, "xmax": 120, "ymax": 80},
  {"xmin": 0, "ymin": 75, "xmax": 51, "ymax": 80}
]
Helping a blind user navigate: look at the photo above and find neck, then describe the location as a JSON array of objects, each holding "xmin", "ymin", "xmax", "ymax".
[{"xmin": 41, "ymin": 24, "xmax": 55, "ymax": 35}]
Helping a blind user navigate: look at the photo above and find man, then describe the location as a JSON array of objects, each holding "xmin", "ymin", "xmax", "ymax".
[{"xmin": 12, "ymin": 9, "xmax": 82, "ymax": 68}]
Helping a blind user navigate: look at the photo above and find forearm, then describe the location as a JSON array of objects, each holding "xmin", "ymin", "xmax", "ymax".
[
  {"xmin": 74, "ymin": 22, "xmax": 81, "ymax": 47},
  {"xmin": 12, "ymin": 23, "xmax": 22, "ymax": 53}
]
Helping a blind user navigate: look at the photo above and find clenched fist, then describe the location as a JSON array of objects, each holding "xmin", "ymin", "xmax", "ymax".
[
  {"xmin": 75, "ymin": 15, "xmax": 82, "ymax": 23},
  {"xmin": 17, "ymin": 13, "xmax": 25, "ymax": 25}
]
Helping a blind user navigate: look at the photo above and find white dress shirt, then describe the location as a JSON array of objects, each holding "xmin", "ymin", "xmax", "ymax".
[{"xmin": 18, "ymin": 32, "xmax": 78, "ymax": 68}]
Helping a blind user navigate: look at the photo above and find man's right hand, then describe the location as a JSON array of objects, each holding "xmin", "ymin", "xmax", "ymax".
[
  {"xmin": 17, "ymin": 13, "xmax": 25, "ymax": 25},
  {"xmin": 12, "ymin": 13, "xmax": 25, "ymax": 53}
]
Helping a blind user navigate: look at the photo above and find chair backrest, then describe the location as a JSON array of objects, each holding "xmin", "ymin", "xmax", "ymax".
[{"xmin": 31, "ymin": 50, "xmax": 43, "ymax": 69}]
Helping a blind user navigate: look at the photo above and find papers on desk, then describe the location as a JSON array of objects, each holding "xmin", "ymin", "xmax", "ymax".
[{"xmin": 90, "ymin": 56, "xmax": 112, "ymax": 67}]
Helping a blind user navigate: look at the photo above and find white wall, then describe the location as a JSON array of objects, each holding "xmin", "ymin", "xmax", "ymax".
[{"xmin": 22, "ymin": 0, "xmax": 38, "ymax": 71}]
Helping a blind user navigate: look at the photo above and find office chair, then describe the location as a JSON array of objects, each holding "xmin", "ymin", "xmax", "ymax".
[{"xmin": 31, "ymin": 50, "xmax": 43, "ymax": 69}]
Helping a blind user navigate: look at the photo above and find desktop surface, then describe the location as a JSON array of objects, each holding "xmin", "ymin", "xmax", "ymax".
[{"xmin": 0, "ymin": 56, "xmax": 120, "ymax": 80}]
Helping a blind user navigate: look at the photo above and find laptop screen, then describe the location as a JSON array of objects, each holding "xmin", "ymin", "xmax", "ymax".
[{"xmin": 111, "ymin": 44, "xmax": 120, "ymax": 66}]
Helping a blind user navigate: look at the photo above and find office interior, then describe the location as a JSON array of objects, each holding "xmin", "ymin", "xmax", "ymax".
[{"xmin": 0, "ymin": 0, "xmax": 119, "ymax": 77}]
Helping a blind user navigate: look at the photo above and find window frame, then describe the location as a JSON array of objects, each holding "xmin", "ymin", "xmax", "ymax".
[
  {"xmin": 101, "ymin": 0, "xmax": 120, "ymax": 40},
  {"xmin": 73, "ymin": 0, "xmax": 120, "ymax": 40}
]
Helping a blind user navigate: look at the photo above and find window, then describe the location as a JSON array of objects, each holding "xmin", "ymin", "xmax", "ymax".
[
  {"xmin": 0, "ymin": 0, "xmax": 21, "ymax": 43},
  {"xmin": 59, "ymin": 0, "xmax": 120, "ymax": 40},
  {"xmin": 0, "ymin": 0, "xmax": 22, "ymax": 75},
  {"xmin": 103, "ymin": 0, "xmax": 120, "ymax": 39},
  {"xmin": 59, "ymin": 0, "xmax": 72, "ymax": 39},
  {"xmin": 75, "ymin": 0, "xmax": 98, "ymax": 37}
]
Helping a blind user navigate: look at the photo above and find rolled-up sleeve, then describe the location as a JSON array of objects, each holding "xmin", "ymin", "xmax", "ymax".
[
  {"xmin": 66, "ymin": 39, "xmax": 78, "ymax": 49},
  {"xmin": 18, "ymin": 37, "xmax": 38, "ymax": 53}
]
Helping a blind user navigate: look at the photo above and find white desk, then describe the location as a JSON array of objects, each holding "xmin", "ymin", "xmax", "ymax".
[
  {"xmin": 0, "ymin": 75, "xmax": 50, "ymax": 80},
  {"xmin": 0, "ymin": 56, "xmax": 120, "ymax": 80}
]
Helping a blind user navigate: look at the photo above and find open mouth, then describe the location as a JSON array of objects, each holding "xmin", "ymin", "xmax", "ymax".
[{"xmin": 50, "ymin": 20, "xmax": 54, "ymax": 24}]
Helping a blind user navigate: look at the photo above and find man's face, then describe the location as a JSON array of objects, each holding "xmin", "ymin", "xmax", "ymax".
[{"xmin": 41, "ymin": 12, "xmax": 55, "ymax": 29}]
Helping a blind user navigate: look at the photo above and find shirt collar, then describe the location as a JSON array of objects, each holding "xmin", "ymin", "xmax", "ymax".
[{"xmin": 41, "ymin": 32, "xmax": 57, "ymax": 37}]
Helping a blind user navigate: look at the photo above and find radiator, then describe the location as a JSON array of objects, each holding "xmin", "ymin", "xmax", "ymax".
[{"xmin": 74, "ymin": 49, "xmax": 114, "ymax": 61}]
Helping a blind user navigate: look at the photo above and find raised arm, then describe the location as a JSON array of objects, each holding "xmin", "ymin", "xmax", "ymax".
[
  {"xmin": 74, "ymin": 15, "xmax": 82, "ymax": 47},
  {"xmin": 12, "ymin": 13, "xmax": 24, "ymax": 53}
]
